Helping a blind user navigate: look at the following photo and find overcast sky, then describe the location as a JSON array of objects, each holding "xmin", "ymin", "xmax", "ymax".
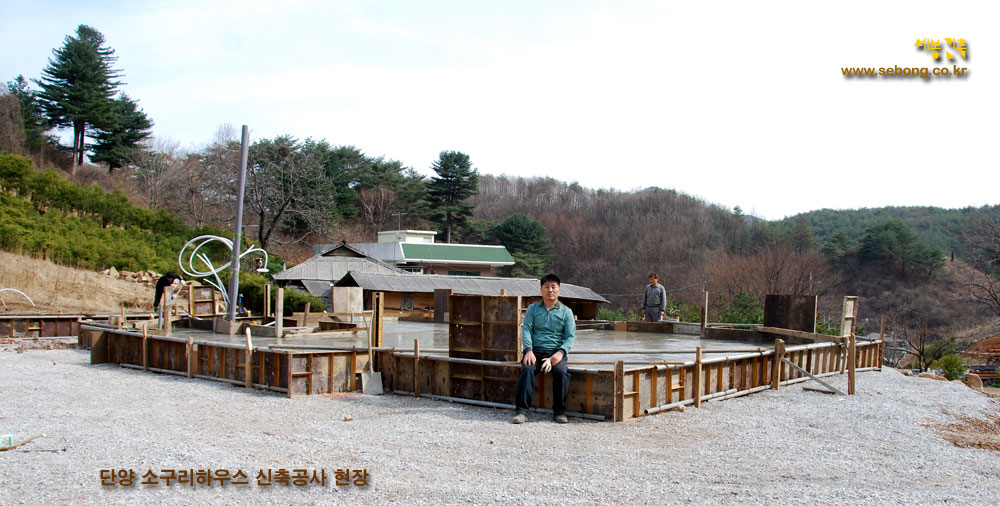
[{"xmin": 2, "ymin": 1, "xmax": 996, "ymax": 220}]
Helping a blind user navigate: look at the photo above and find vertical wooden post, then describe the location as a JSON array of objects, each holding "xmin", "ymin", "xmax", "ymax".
[
  {"xmin": 772, "ymin": 339, "xmax": 785, "ymax": 390},
  {"xmin": 878, "ymin": 313, "xmax": 885, "ymax": 372},
  {"xmin": 120, "ymin": 305, "xmax": 126, "ymax": 329},
  {"xmin": 413, "ymin": 339, "xmax": 420, "ymax": 398},
  {"xmin": 694, "ymin": 346, "xmax": 703, "ymax": 407},
  {"xmin": 263, "ymin": 284, "xmax": 272, "ymax": 321},
  {"xmin": 163, "ymin": 305, "xmax": 172, "ymax": 336},
  {"xmin": 188, "ymin": 284, "xmax": 194, "ymax": 318},
  {"xmin": 186, "ymin": 336, "xmax": 194, "ymax": 379},
  {"xmin": 848, "ymin": 332, "xmax": 857, "ymax": 395},
  {"xmin": 244, "ymin": 328, "xmax": 253, "ymax": 389},
  {"xmin": 275, "ymin": 287, "xmax": 284, "ymax": 340},
  {"xmin": 142, "ymin": 325, "xmax": 149, "ymax": 372},
  {"xmin": 303, "ymin": 302, "xmax": 311, "ymax": 327},
  {"xmin": 613, "ymin": 360, "xmax": 624, "ymax": 422},
  {"xmin": 374, "ymin": 292, "xmax": 384, "ymax": 348}
]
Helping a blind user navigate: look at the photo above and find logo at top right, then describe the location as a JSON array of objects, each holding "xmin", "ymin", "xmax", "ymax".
[{"xmin": 914, "ymin": 38, "xmax": 968, "ymax": 61}]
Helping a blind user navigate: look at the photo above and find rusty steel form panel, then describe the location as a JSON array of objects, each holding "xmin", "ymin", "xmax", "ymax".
[{"xmin": 763, "ymin": 294, "xmax": 818, "ymax": 333}]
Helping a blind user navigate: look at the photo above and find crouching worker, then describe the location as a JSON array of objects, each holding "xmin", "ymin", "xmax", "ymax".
[
  {"xmin": 153, "ymin": 272, "xmax": 183, "ymax": 328},
  {"xmin": 512, "ymin": 273, "xmax": 576, "ymax": 424}
]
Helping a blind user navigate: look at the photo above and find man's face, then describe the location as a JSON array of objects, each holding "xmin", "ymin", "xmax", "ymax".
[
  {"xmin": 649, "ymin": 276, "xmax": 658, "ymax": 287},
  {"xmin": 541, "ymin": 281, "xmax": 560, "ymax": 304}
]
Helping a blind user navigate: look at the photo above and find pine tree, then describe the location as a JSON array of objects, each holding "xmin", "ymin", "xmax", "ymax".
[
  {"xmin": 35, "ymin": 25, "xmax": 122, "ymax": 174},
  {"xmin": 91, "ymin": 93, "xmax": 153, "ymax": 173},
  {"xmin": 427, "ymin": 150, "xmax": 478, "ymax": 243},
  {"xmin": 5, "ymin": 75, "xmax": 51, "ymax": 152}
]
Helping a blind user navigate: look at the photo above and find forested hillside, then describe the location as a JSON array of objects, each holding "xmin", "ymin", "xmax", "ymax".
[{"xmin": 785, "ymin": 206, "xmax": 1000, "ymax": 259}]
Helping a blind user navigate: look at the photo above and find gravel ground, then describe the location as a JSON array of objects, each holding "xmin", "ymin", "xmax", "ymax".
[{"xmin": 1, "ymin": 346, "xmax": 998, "ymax": 505}]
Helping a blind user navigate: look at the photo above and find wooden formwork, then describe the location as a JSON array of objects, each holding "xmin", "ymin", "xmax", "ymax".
[
  {"xmin": 0, "ymin": 314, "xmax": 83, "ymax": 339},
  {"xmin": 81, "ymin": 325, "xmax": 369, "ymax": 397},
  {"xmin": 378, "ymin": 339, "xmax": 884, "ymax": 421}
]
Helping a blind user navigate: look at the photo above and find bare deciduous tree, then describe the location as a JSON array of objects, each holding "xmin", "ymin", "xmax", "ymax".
[{"xmin": 358, "ymin": 185, "xmax": 397, "ymax": 234}]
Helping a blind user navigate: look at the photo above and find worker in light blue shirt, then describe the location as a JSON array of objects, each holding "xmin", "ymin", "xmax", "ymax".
[{"xmin": 512, "ymin": 273, "xmax": 575, "ymax": 424}]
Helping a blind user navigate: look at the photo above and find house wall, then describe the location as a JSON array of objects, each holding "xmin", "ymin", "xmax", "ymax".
[{"xmin": 421, "ymin": 264, "xmax": 494, "ymax": 276}]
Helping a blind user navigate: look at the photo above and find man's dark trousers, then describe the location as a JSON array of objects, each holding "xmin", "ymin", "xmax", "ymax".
[{"xmin": 515, "ymin": 350, "xmax": 570, "ymax": 416}]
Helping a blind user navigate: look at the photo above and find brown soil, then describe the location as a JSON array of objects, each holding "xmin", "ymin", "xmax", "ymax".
[
  {"xmin": 926, "ymin": 411, "xmax": 1000, "ymax": 452},
  {"xmin": 0, "ymin": 251, "xmax": 152, "ymax": 314}
]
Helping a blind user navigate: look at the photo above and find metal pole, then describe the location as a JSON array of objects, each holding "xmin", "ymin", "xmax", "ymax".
[{"xmin": 227, "ymin": 125, "xmax": 250, "ymax": 321}]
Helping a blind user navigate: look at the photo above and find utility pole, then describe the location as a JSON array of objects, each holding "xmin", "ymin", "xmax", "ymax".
[{"xmin": 226, "ymin": 125, "xmax": 250, "ymax": 322}]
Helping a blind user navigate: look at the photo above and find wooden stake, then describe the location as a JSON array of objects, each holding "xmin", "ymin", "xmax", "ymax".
[
  {"xmin": 186, "ymin": 336, "xmax": 194, "ymax": 379},
  {"xmin": 120, "ymin": 305, "xmax": 126, "ymax": 329},
  {"xmin": 413, "ymin": 339, "xmax": 420, "ymax": 398},
  {"xmin": 694, "ymin": 346, "xmax": 703, "ymax": 407},
  {"xmin": 142, "ymin": 325, "xmax": 148, "ymax": 372},
  {"xmin": 275, "ymin": 287, "xmax": 284, "ymax": 340},
  {"xmin": 244, "ymin": 328, "xmax": 253, "ymax": 389},
  {"xmin": 303, "ymin": 302, "xmax": 311, "ymax": 326},
  {"xmin": 772, "ymin": 339, "xmax": 785, "ymax": 390},
  {"xmin": 848, "ymin": 332, "xmax": 856, "ymax": 395},
  {"xmin": 613, "ymin": 361, "xmax": 624, "ymax": 422}
]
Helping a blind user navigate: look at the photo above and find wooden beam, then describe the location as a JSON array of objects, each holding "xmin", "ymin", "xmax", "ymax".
[
  {"xmin": 780, "ymin": 356, "xmax": 844, "ymax": 395},
  {"xmin": 758, "ymin": 326, "xmax": 846, "ymax": 344}
]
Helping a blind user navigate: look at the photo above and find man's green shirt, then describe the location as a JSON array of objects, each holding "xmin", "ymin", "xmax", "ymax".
[{"xmin": 522, "ymin": 300, "xmax": 575, "ymax": 356}]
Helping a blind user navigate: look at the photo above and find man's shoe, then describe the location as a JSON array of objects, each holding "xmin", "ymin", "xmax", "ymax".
[
  {"xmin": 553, "ymin": 414, "xmax": 569, "ymax": 424},
  {"xmin": 511, "ymin": 413, "xmax": 527, "ymax": 424}
]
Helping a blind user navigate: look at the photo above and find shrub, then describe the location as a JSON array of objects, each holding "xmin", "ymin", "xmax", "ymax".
[{"xmin": 931, "ymin": 354, "xmax": 966, "ymax": 381}]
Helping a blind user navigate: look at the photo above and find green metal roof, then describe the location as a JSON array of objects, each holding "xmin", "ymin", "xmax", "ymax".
[{"xmin": 401, "ymin": 243, "xmax": 514, "ymax": 264}]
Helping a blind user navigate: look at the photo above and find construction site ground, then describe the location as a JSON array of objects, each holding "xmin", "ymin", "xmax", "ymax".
[{"xmin": 1, "ymin": 343, "xmax": 998, "ymax": 505}]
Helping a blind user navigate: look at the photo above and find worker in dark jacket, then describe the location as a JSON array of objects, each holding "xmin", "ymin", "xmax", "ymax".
[
  {"xmin": 641, "ymin": 273, "xmax": 667, "ymax": 322},
  {"xmin": 153, "ymin": 272, "xmax": 182, "ymax": 311}
]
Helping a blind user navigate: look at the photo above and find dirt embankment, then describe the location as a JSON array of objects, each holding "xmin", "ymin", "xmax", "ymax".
[{"xmin": 0, "ymin": 251, "xmax": 152, "ymax": 314}]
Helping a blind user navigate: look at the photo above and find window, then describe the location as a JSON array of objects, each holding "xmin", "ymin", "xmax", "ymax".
[{"xmin": 448, "ymin": 270, "xmax": 479, "ymax": 276}]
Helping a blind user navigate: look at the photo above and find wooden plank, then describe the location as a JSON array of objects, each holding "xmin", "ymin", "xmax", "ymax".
[
  {"xmin": 758, "ymin": 326, "xmax": 845, "ymax": 344},
  {"xmin": 803, "ymin": 386, "xmax": 837, "ymax": 395},
  {"xmin": 586, "ymin": 375, "xmax": 593, "ymax": 414},
  {"xmin": 633, "ymin": 371, "xmax": 640, "ymax": 417},
  {"xmin": 650, "ymin": 368, "xmax": 658, "ymax": 409}
]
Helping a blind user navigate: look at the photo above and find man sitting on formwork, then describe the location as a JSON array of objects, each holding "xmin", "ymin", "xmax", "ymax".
[{"xmin": 512, "ymin": 273, "xmax": 576, "ymax": 424}]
